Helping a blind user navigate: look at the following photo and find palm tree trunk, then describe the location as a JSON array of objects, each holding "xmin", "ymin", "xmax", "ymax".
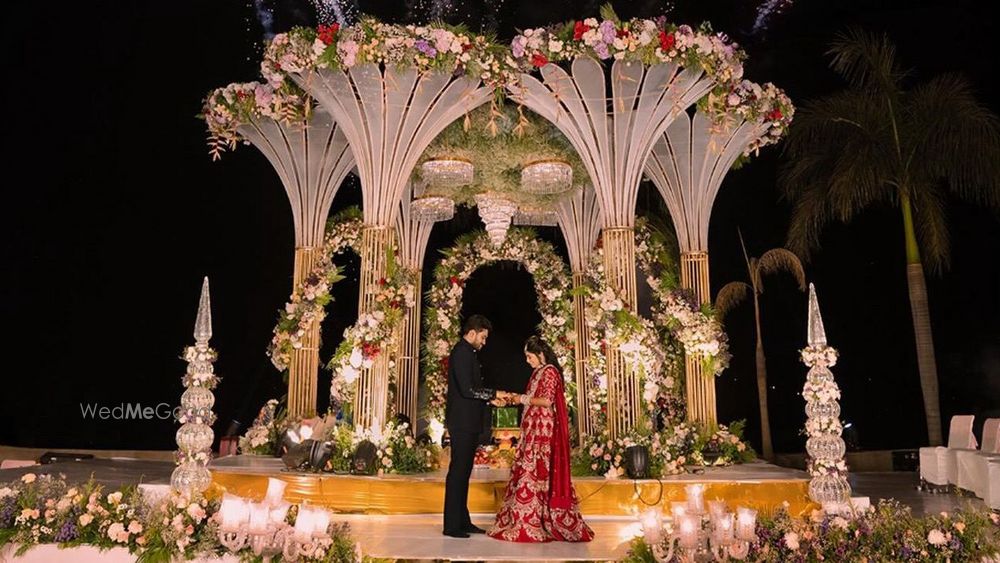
[
  {"xmin": 753, "ymin": 293, "xmax": 774, "ymax": 460},
  {"xmin": 901, "ymin": 196, "xmax": 943, "ymax": 446}
]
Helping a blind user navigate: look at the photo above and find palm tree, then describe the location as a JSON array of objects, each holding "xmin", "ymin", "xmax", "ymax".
[
  {"xmin": 780, "ymin": 29, "xmax": 1000, "ymax": 445},
  {"xmin": 716, "ymin": 232, "xmax": 806, "ymax": 461}
]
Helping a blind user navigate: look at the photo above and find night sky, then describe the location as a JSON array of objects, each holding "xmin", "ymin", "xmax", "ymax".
[{"xmin": 2, "ymin": 0, "xmax": 997, "ymax": 454}]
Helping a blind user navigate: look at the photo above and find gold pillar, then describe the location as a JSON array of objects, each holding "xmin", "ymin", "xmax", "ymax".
[
  {"xmin": 601, "ymin": 227, "xmax": 641, "ymax": 439},
  {"xmin": 288, "ymin": 246, "xmax": 321, "ymax": 418},
  {"xmin": 680, "ymin": 251, "xmax": 717, "ymax": 428},
  {"xmin": 572, "ymin": 271, "xmax": 593, "ymax": 440},
  {"xmin": 394, "ymin": 272, "xmax": 422, "ymax": 428},
  {"xmin": 354, "ymin": 226, "xmax": 394, "ymax": 431}
]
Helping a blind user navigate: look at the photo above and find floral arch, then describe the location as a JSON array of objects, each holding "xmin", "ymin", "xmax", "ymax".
[{"xmin": 423, "ymin": 228, "xmax": 576, "ymax": 425}]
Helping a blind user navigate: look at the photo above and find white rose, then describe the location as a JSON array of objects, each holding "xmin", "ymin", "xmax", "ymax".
[{"xmin": 927, "ymin": 529, "xmax": 947, "ymax": 546}]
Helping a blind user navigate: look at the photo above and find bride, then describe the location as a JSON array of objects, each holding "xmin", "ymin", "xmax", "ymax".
[{"xmin": 488, "ymin": 336, "xmax": 594, "ymax": 543}]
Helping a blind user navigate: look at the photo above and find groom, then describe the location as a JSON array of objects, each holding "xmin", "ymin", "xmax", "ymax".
[{"xmin": 443, "ymin": 314, "xmax": 506, "ymax": 538}]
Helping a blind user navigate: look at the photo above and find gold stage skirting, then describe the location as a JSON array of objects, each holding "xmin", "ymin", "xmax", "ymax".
[{"xmin": 211, "ymin": 470, "xmax": 815, "ymax": 517}]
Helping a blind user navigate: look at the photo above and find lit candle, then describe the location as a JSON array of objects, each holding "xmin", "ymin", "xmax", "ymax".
[
  {"xmin": 736, "ymin": 507, "xmax": 757, "ymax": 541},
  {"xmin": 686, "ymin": 484, "xmax": 705, "ymax": 513},
  {"xmin": 639, "ymin": 509, "xmax": 663, "ymax": 543},
  {"xmin": 264, "ymin": 478, "xmax": 287, "ymax": 507},
  {"xmin": 219, "ymin": 495, "xmax": 242, "ymax": 532},
  {"xmin": 248, "ymin": 502, "xmax": 270, "ymax": 534},
  {"xmin": 269, "ymin": 501, "xmax": 290, "ymax": 524},
  {"xmin": 715, "ymin": 512, "xmax": 735, "ymax": 542},
  {"xmin": 670, "ymin": 501, "xmax": 687, "ymax": 522},
  {"xmin": 708, "ymin": 499, "xmax": 726, "ymax": 522},
  {"xmin": 312, "ymin": 508, "xmax": 330, "ymax": 536},
  {"xmin": 293, "ymin": 506, "xmax": 315, "ymax": 541},
  {"xmin": 678, "ymin": 514, "xmax": 699, "ymax": 549}
]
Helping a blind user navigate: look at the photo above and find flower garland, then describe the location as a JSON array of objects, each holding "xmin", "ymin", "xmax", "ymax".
[
  {"xmin": 238, "ymin": 399, "xmax": 281, "ymax": 455},
  {"xmin": 326, "ymin": 254, "xmax": 416, "ymax": 417},
  {"xmin": 267, "ymin": 208, "xmax": 362, "ymax": 373},
  {"xmin": 423, "ymin": 228, "xmax": 575, "ymax": 425},
  {"xmin": 0, "ymin": 473, "xmax": 369, "ymax": 562},
  {"xmin": 200, "ymin": 80, "xmax": 312, "ymax": 160},
  {"xmin": 624, "ymin": 502, "xmax": 1000, "ymax": 563},
  {"xmin": 262, "ymin": 18, "xmax": 517, "ymax": 91},
  {"xmin": 509, "ymin": 6, "xmax": 794, "ymax": 156}
]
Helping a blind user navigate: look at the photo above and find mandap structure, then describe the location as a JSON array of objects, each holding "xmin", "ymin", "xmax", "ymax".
[{"xmin": 201, "ymin": 10, "xmax": 793, "ymax": 456}]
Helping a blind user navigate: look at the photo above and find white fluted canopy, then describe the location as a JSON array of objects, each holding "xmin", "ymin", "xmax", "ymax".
[
  {"xmin": 555, "ymin": 185, "xmax": 602, "ymax": 272},
  {"xmin": 236, "ymin": 109, "xmax": 355, "ymax": 247},
  {"xmin": 508, "ymin": 57, "xmax": 716, "ymax": 228},
  {"xmin": 294, "ymin": 65, "xmax": 492, "ymax": 225},
  {"xmin": 644, "ymin": 110, "xmax": 769, "ymax": 253}
]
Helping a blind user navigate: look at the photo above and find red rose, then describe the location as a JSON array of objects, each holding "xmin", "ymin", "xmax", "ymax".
[
  {"xmin": 362, "ymin": 343, "xmax": 380, "ymax": 358},
  {"xmin": 449, "ymin": 276, "xmax": 460, "ymax": 285},
  {"xmin": 317, "ymin": 23, "xmax": 340, "ymax": 46},
  {"xmin": 659, "ymin": 30, "xmax": 675, "ymax": 52},
  {"xmin": 617, "ymin": 29, "xmax": 628, "ymax": 38},
  {"xmin": 390, "ymin": 300, "xmax": 400, "ymax": 309},
  {"xmin": 767, "ymin": 108, "xmax": 783, "ymax": 121},
  {"xmin": 531, "ymin": 52, "xmax": 549, "ymax": 68},
  {"xmin": 573, "ymin": 21, "xmax": 589, "ymax": 41}
]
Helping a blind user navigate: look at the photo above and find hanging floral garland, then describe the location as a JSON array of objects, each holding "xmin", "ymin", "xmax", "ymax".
[
  {"xmin": 573, "ymin": 220, "xmax": 750, "ymax": 478},
  {"xmin": 266, "ymin": 207, "xmax": 415, "ymax": 421},
  {"xmin": 267, "ymin": 208, "xmax": 362, "ymax": 372},
  {"xmin": 423, "ymin": 228, "xmax": 575, "ymax": 425}
]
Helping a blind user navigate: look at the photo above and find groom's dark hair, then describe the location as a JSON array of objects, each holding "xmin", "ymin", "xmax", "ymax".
[{"xmin": 462, "ymin": 314, "xmax": 492, "ymax": 334}]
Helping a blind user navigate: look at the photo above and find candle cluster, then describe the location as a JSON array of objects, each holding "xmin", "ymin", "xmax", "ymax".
[
  {"xmin": 639, "ymin": 484, "xmax": 758, "ymax": 561},
  {"xmin": 217, "ymin": 478, "xmax": 334, "ymax": 559}
]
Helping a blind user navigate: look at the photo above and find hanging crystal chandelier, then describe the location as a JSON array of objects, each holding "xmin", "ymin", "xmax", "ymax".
[
  {"xmin": 521, "ymin": 160, "xmax": 573, "ymax": 194},
  {"xmin": 513, "ymin": 206, "xmax": 558, "ymax": 226},
  {"xmin": 410, "ymin": 196, "xmax": 456, "ymax": 222},
  {"xmin": 421, "ymin": 159, "xmax": 474, "ymax": 188},
  {"xmin": 474, "ymin": 193, "xmax": 517, "ymax": 246}
]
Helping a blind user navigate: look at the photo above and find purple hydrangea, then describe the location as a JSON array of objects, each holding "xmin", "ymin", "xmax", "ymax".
[
  {"xmin": 414, "ymin": 39, "xmax": 437, "ymax": 57},
  {"xmin": 53, "ymin": 518, "xmax": 79, "ymax": 543},
  {"xmin": 599, "ymin": 20, "xmax": 616, "ymax": 44},
  {"xmin": 593, "ymin": 42, "xmax": 610, "ymax": 60}
]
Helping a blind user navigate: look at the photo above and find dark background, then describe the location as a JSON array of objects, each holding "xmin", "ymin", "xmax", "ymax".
[{"xmin": 2, "ymin": 0, "xmax": 998, "ymax": 454}]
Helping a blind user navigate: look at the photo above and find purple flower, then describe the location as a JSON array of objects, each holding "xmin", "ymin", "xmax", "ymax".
[
  {"xmin": 54, "ymin": 518, "xmax": 79, "ymax": 543},
  {"xmin": 593, "ymin": 42, "xmax": 610, "ymax": 60},
  {"xmin": 599, "ymin": 20, "xmax": 616, "ymax": 44},
  {"xmin": 414, "ymin": 39, "xmax": 437, "ymax": 57},
  {"xmin": 511, "ymin": 36, "xmax": 526, "ymax": 58},
  {"xmin": 0, "ymin": 497, "xmax": 16, "ymax": 528}
]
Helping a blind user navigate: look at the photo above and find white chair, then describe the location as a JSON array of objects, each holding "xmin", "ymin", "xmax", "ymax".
[
  {"xmin": 919, "ymin": 414, "xmax": 975, "ymax": 489},
  {"xmin": 955, "ymin": 418, "xmax": 1000, "ymax": 497},
  {"xmin": 988, "ymin": 459, "xmax": 1000, "ymax": 510}
]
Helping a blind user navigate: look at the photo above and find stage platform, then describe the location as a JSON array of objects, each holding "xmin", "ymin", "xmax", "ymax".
[{"xmin": 209, "ymin": 455, "xmax": 816, "ymax": 517}]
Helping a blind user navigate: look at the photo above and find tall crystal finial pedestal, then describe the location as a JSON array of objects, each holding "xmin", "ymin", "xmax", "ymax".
[
  {"xmin": 171, "ymin": 277, "xmax": 219, "ymax": 498},
  {"xmin": 800, "ymin": 283, "xmax": 850, "ymax": 507}
]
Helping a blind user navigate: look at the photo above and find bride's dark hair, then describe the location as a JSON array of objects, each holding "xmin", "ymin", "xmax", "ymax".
[{"xmin": 524, "ymin": 335, "xmax": 562, "ymax": 375}]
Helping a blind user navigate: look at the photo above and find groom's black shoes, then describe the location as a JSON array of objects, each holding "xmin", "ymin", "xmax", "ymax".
[
  {"xmin": 443, "ymin": 530, "xmax": 470, "ymax": 538},
  {"xmin": 465, "ymin": 525, "xmax": 487, "ymax": 534}
]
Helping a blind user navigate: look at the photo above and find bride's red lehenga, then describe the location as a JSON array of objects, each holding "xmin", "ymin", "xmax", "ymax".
[{"xmin": 488, "ymin": 364, "xmax": 594, "ymax": 543}]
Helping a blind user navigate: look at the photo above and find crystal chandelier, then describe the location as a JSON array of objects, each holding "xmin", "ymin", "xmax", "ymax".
[
  {"xmin": 521, "ymin": 160, "xmax": 573, "ymax": 194},
  {"xmin": 513, "ymin": 206, "xmax": 558, "ymax": 226},
  {"xmin": 421, "ymin": 159, "xmax": 474, "ymax": 188},
  {"xmin": 474, "ymin": 192, "xmax": 517, "ymax": 246},
  {"xmin": 410, "ymin": 196, "xmax": 455, "ymax": 222}
]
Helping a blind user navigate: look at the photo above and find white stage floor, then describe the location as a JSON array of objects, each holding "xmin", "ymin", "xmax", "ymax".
[{"xmin": 336, "ymin": 513, "xmax": 639, "ymax": 561}]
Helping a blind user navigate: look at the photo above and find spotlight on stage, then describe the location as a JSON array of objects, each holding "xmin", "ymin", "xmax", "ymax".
[
  {"xmin": 625, "ymin": 445, "xmax": 650, "ymax": 479},
  {"xmin": 351, "ymin": 440, "xmax": 378, "ymax": 475}
]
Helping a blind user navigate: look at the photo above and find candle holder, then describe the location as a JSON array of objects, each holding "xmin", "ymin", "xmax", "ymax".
[
  {"xmin": 641, "ymin": 493, "xmax": 757, "ymax": 562},
  {"xmin": 215, "ymin": 491, "xmax": 333, "ymax": 558}
]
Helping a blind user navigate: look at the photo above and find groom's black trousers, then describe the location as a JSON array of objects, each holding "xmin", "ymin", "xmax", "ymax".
[{"xmin": 443, "ymin": 429, "xmax": 477, "ymax": 533}]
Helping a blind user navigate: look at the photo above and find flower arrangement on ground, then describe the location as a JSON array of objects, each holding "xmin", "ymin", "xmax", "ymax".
[{"xmin": 623, "ymin": 501, "xmax": 1000, "ymax": 562}]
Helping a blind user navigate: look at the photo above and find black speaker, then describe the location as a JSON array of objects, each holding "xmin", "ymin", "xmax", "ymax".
[{"xmin": 37, "ymin": 452, "xmax": 94, "ymax": 464}]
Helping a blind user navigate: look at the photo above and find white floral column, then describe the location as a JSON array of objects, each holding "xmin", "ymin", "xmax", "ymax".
[
  {"xmin": 236, "ymin": 108, "xmax": 355, "ymax": 418},
  {"xmin": 509, "ymin": 57, "xmax": 715, "ymax": 438},
  {"xmin": 555, "ymin": 185, "xmax": 602, "ymax": 439},
  {"xmin": 645, "ymin": 104, "xmax": 770, "ymax": 428},
  {"xmin": 171, "ymin": 277, "xmax": 218, "ymax": 498},
  {"xmin": 801, "ymin": 283, "xmax": 850, "ymax": 505}
]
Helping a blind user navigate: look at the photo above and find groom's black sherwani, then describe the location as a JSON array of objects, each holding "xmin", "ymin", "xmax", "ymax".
[{"xmin": 443, "ymin": 338, "xmax": 495, "ymax": 535}]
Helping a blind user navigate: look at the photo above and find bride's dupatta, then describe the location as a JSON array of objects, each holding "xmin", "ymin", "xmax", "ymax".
[{"xmin": 545, "ymin": 366, "xmax": 593, "ymax": 541}]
